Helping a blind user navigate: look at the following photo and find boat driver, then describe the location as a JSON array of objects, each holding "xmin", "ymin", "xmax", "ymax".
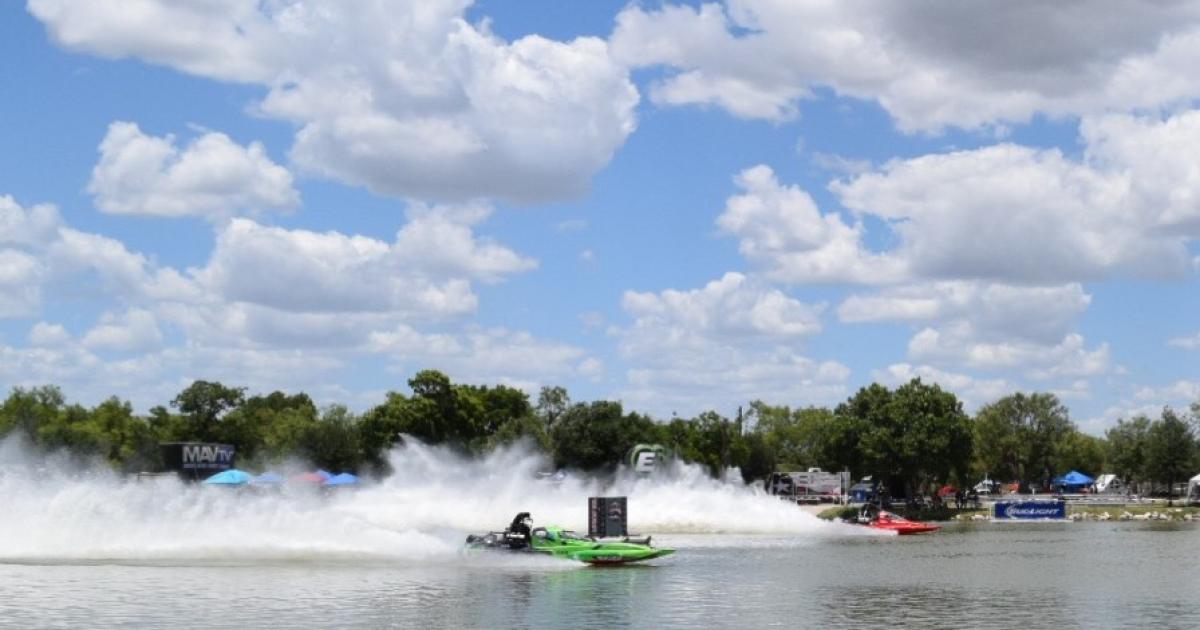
[{"xmin": 508, "ymin": 512, "xmax": 533, "ymax": 548}]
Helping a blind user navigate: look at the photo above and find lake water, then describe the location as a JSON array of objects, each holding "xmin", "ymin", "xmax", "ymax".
[
  {"xmin": 2, "ymin": 522, "xmax": 1196, "ymax": 629},
  {"xmin": 2, "ymin": 441, "xmax": 1196, "ymax": 629}
]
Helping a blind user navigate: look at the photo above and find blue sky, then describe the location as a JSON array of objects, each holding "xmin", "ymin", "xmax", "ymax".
[{"xmin": 3, "ymin": 1, "xmax": 1200, "ymax": 432}]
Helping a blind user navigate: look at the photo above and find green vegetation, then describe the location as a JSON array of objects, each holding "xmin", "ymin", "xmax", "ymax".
[{"xmin": 2, "ymin": 374, "xmax": 1199, "ymax": 496}]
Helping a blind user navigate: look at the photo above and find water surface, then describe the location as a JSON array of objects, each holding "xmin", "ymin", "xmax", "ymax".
[{"xmin": 3, "ymin": 522, "xmax": 1195, "ymax": 629}]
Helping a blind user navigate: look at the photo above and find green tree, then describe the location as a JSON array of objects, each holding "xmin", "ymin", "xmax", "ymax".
[
  {"xmin": 535, "ymin": 386, "xmax": 570, "ymax": 427},
  {"xmin": 683, "ymin": 411, "xmax": 745, "ymax": 478},
  {"xmin": 1105, "ymin": 415, "xmax": 1151, "ymax": 488},
  {"xmin": 35, "ymin": 403, "xmax": 95, "ymax": 454},
  {"xmin": 748, "ymin": 402, "xmax": 832, "ymax": 470},
  {"xmin": 738, "ymin": 431, "xmax": 777, "ymax": 483},
  {"xmin": 835, "ymin": 383, "xmax": 895, "ymax": 483},
  {"xmin": 89, "ymin": 397, "xmax": 155, "ymax": 469},
  {"xmin": 973, "ymin": 405, "xmax": 1024, "ymax": 482},
  {"xmin": 487, "ymin": 414, "xmax": 551, "ymax": 452},
  {"xmin": 0, "ymin": 385, "xmax": 65, "ymax": 438},
  {"xmin": 15, "ymin": 394, "xmax": 156, "ymax": 471},
  {"xmin": 358, "ymin": 391, "xmax": 410, "ymax": 471},
  {"xmin": 466, "ymin": 383, "xmax": 532, "ymax": 441},
  {"xmin": 973, "ymin": 392, "xmax": 1072, "ymax": 487},
  {"xmin": 888, "ymin": 379, "xmax": 973, "ymax": 496},
  {"xmin": 835, "ymin": 380, "xmax": 972, "ymax": 497},
  {"xmin": 146, "ymin": 404, "xmax": 190, "ymax": 442},
  {"xmin": 1145, "ymin": 407, "xmax": 1198, "ymax": 504},
  {"xmin": 219, "ymin": 391, "xmax": 320, "ymax": 465},
  {"xmin": 301, "ymin": 405, "xmax": 363, "ymax": 472},
  {"xmin": 171, "ymin": 381, "xmax": 246, "ymax": 442},
  {"xmin": 551, "ymin": 401, "xmax": 658, "ymax": 471},
  {"xmin": 660, "ymin": 417, "xmax": 702, "ymax": 463},
  {"xmin": 814, "ymin": 411, "xmax": 870, "ymax": 477},
  {"xmin": 402, "ymin": 370, "xmax": 485, "ymax": 446},
  {"xmin": 1055, "ymin": 430, "xmax": 1106, "ymax": 478}
]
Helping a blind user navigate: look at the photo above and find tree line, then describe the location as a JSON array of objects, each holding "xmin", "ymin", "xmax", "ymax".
[{"xmin": 1, "ymin": 371, "xmax": 1197, "ymax": 499}]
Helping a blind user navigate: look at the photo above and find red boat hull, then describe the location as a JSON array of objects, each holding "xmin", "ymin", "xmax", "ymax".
[{"xmin": 866, "ymin": 512, "xmax": 940, "ymax": 535}]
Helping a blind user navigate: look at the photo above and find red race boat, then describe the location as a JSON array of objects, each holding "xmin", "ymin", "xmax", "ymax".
[{"xmin": 865, "ymin": 510, "xmax": 940, "ymax": 535}]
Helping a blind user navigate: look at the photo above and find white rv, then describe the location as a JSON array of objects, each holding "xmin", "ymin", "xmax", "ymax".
[
  {"xmin": 767, "ymin": 468, "xmax": 849, "ymax": 503},
  {"xmin": 1094, "ymin": 474, "xmax": 1124, "ymax": 494}
]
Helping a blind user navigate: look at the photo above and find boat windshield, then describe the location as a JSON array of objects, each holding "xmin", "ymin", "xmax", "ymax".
[{"xmin": 558, "ymin": 530, "xmax": 592, "ymax": 541}]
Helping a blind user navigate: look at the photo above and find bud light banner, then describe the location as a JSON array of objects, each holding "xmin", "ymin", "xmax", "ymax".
[
  {"xmin": 993, "ymin": 500, "xmax": 1067, "ymax": 520},
  {"xmin": 161, "ymin": 442, "xmax": 236, "ymax": 479}
]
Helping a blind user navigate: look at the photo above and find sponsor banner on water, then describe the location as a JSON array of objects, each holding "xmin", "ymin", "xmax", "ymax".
[{"xmin": 994, "ymin": 500, "xmax": 1067, "ymax": 520}]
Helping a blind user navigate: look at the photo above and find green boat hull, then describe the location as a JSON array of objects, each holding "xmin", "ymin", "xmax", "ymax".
[{"xmin": 467, "ymin": 526, "xmax": 674, "ymax": 565}]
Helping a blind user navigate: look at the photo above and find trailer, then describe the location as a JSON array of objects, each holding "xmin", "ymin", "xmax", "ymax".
[{"xmin": 767, "ymin": 469, "xmax": 849, "ymax": 504}]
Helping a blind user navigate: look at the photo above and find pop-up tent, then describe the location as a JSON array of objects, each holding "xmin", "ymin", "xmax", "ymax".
[
  {"xmin": 1053, "ymin": 470, "xmax": 1094, "ymax": 490},
  {"xmin": 202, "ymin": 469, "xmax": 251, "ymax": 485},
  {"xmin": 291, "ymin": 472, "xmax": 327, "ymax": 484},
  {"xmin": 324, "ymin": 472, "xmax": 360, "ymax": 487},
  {"xmin": 849, "ymin": 476, "xmax": 874, "ymax": 502},
  {"xmin": 250, "ymin": 471, "xmax": 284, "ymax": 485}
]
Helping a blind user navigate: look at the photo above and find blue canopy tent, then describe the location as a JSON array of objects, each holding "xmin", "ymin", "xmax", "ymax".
[
  {"xmin": 324, "ymin": 472, "xmax": 360, "ymax": 487},
  {"xmin": 849, "ymin": 482, "xmax": 874, "ymax": 503},
  {"xmin": 250, "ymin": 471, "xmax": 284, "ymax": 485},
  {"xmin": 1053, "ymin": 470, "xmax": 1094, "ymax": 491},
  {"xmin": 202, "ymin": 469, "xmax": 252, "ymax": 485}
]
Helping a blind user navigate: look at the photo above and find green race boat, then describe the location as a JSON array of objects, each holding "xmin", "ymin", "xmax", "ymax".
[{"xmin": 466, "ymin": 513, "xmax": 674, "ymax": 565}]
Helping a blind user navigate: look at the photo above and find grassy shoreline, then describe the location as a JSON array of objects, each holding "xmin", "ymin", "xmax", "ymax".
[{"xmin": 817, "ymin": 503, "xmax": 1200, "ymax": 522}]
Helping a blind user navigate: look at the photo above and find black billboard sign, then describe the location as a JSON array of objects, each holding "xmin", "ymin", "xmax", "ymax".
[
  {"xmin": 161, "ymin": 442, "xmax": 236, "ymax": 479},
  {"xmin": 588, "ymin": 496, "xmax": 628, "ymax": 538}
]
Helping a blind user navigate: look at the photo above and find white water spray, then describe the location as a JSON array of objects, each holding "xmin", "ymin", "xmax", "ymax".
[{"xmin": 0, "ymin": 437, "xmax": 861, "ymax": 563}]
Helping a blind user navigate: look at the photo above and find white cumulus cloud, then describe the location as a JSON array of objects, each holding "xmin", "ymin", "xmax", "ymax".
[
  {"xmin": 908, "ymin": 325, "xmax": 1110, "ymax": 379},
  {"xmin": 839, "ymin": 282, "xmax": 1091, "ymax": 346},
  {"xmin": 616, "ymin": 272, "xmax": 845, "ymax": 416},
  {"xmin": 368, "ymin": 324, "xmax": 591, "ymax": 392},
  {"xmin": 612, "ymin": 1, "xmax": 1200, "ymax": 132},
  {"xmin": 1168, "ymin": 332, "xmax": 1200, "ymax": 350},
  {"xmin": 196, "ymin": 206, "xmax": 533, "ymax": 318},
  {"xmin": 27, "ymin": 322, "xmax": 70, "ymax": 347},
  {"xmin": 31, "ymin": 0, "xmax": 639, "ymax": 202},
  {"xmin": 0, "ymin": 192, "xmax": 559, "ymax": 407},
  {"xmin": 0, "ymin": 250, "xmax": 44, "ymax": 318},
  {"xmin": 833, "ymin": 141, "xmax": 1188, "ymax": 283},
  {"xmin": 873, "ymin": 363, "xmax": 1013, "ymax": 411},
  {"xmin": 716, "ymin": 166, "xmax": 902, "ymax": 284},
  {"xmin": 88, "ymin": 121, "xmax": 298, "ymax": 219},
  {"xmin": 621, "ymin": 271, "xmax": 824, "ymax": 348},
  {"xmin": 81, "ymin": 308, "xmax": 164, "ymax": 353}
]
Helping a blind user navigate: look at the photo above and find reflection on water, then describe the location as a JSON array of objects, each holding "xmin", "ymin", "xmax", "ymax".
[
  {"xmin": 819, "ymin": 585, "xmax": 1073, "ymax": 629},
  {"xmin": 1, "ymin": 523, "xmax": 1197, "ymax": 629}
]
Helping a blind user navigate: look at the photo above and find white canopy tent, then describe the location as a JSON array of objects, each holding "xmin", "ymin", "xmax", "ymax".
[{"xmin": 1188, "ymin": 473, "xmax": 1200, "ymax": 504}]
